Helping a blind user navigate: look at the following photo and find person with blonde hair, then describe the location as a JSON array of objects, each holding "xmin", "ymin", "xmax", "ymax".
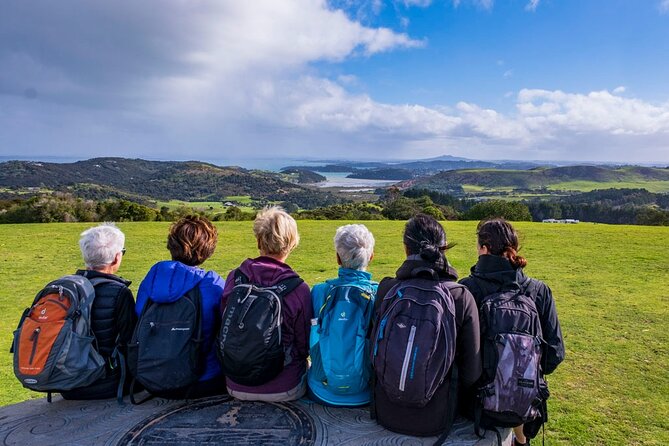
[{"xmin": 220, "ymin": 206, "xmax": 312, "ymax": 402}]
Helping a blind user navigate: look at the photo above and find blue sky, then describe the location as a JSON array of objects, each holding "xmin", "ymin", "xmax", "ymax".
[{"xmin": 1, "ymin": 0, "xmax": 669, "ymax": 163}]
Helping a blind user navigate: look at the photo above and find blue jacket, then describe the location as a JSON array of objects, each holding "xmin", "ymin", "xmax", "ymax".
[
  {"xmin": 136, "ymin": 261, "xmax": 225, "ymax": 382},
  {"xmin": 308, "ymin": 267, "xmax": 378, "ymax": 406}
]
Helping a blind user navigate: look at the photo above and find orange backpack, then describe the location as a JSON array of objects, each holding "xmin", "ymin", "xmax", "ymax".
[{"xmin": 13, "ymin": 275, "xmax": 107, "ymax": 396}]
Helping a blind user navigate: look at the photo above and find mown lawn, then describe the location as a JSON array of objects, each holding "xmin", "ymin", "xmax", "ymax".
[{"xmin": 0, "ymin": 221, "xmax": 667, "ymax": 445}]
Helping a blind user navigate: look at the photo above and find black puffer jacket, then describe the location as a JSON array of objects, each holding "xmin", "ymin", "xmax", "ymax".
[
  {"xmin": 60, "ymin": 270, "xmax": 136, "ymax": 400},
  {"xmin": 459, "ymin": 255, "xmax": 565, "ymax": 375}
]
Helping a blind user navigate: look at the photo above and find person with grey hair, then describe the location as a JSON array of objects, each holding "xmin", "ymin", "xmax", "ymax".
[
  {"xmin": 60, "ymin": 223, "xmax": 137, "ymax": 401},
  {"xmin": 307, "ymin": 224, "xmax": 378, "ymax": 407}
]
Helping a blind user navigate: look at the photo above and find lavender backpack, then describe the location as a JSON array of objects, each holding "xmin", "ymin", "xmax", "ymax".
[
  {"xmin": 477, "ymin": 280, "xmax": 549, "ymax": 429},
  {"xmin": 371, "ymin": 276, "xmax": 457, "ymax": 408}
]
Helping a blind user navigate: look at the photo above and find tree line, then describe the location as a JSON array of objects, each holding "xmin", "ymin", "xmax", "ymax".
[{"xmin": 1, "ymin": 188, "xmax": 668, "ymax": 226}]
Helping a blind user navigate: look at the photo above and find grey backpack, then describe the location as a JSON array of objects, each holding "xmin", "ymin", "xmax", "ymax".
[
  {"xmin": 476, "ymin": 279, "xmax": 549, "ymax": 430},
  {"xmin": 13, "ymin": 275, "xmax": 107, "ymax": 397}
]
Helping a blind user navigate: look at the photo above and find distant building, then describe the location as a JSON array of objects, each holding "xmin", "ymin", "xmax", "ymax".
[{"xmin": 542, "ymin": 218, "xmax": 580, "ymax": 224}]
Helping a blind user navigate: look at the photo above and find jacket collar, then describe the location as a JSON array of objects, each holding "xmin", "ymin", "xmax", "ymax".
[
  {"xmin": 76, "ymin": 269, "xmax": 131, "ymax": 286},
  {"xmin": 394, "ymin": 258, "xmax": 459, "ymax": 281},
  {"xmin": 469, "ymin": 254, "xmax": 526, "ymax": 287},
  {"xmin": 337, "ymin": 267, "xmax": 373, "ymax": 283}
]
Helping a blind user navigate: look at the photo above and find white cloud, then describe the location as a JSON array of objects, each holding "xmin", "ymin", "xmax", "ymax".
[
  {"xmin": 1, "ymin": 1, "xmax": 669, "ymax": 163},
  {"xmin": 525, "ymin": 0, "xmax": 540, "ymax": 12},
  {"xmin": 660, "ymin": 0, "xmax": 669, "ymax": 14},
  {"xmin": 503, "ymin": 69, "xmax": 514, "ymax": 78},
  {"xmin": 402, "ymin": 0, "xmax": 433, "ymax": 7},
  {"xmin": 452, "ymin": 0, "xmax": 495, "ymax": 10}
]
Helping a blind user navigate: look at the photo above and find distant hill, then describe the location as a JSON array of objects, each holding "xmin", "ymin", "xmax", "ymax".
[
  {"xmin": 413, "ymin": 165, "xmax": 669, "ymax": 194},
  {"xmin": 0, "ymin": 158, "xmax": 340, "ymax": 207},
  {"xmin": 282, "ymin": 157, "xmax": 543, "ymax": 179}
]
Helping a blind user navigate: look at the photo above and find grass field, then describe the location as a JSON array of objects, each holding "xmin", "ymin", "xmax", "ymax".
[
  {"xmin": 547, "ymin": 180, "xmax": 669, "ymax": 193},
  {"xmin": 0, "ymin": 221, "xmax": 667, "ymax": 445},
  {"xmin": 155, "ymin": 197, "xmax": 257, "ymax": 212}
]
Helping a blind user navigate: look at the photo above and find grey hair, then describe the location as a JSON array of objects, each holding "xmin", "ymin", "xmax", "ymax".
[
  {"xmin": 79, "ymin": 223, "xmax": 125, "ymax": 270},
  {"xmin": 334, "ymin": 224, "xmax": 375, "ymax": 271}
]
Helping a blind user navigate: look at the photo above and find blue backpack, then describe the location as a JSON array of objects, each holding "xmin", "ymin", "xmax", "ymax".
[{"xmin": 308, "ymin": 284, "xmax": 375, "ymax": 405}]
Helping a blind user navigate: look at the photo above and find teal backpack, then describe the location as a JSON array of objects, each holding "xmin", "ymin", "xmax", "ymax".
[{"xmin": 308, "ymin": 284, "xmax": 374, "ymax": 406}]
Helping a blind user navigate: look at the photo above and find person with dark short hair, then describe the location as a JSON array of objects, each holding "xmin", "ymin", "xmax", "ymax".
[{"xmin": 136, "ymin": 215, "xmax": 226, "ymax": 398}]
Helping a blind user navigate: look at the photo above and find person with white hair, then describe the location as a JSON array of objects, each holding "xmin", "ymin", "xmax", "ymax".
[
  {"xmin": 307, "ymin": 224, "xmax": 378, "ymax": 407},
  {"xmin": 60, "ymin": 223, "xmax": 136, "ymax": 400}
]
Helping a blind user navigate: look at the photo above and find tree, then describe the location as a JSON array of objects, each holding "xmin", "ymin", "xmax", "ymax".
[{"xmin": 464, "ymin": 200, "xmax": 532, "ymax": 221}]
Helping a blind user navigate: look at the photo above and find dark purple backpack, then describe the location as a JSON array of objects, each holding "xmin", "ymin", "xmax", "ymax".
[
  {"xmin": 477, "ymin": 280, "xmax": 549, "ymax": 430},
  {"xmin": 371, "ymin": 277, "xmax": 457, "ymax": 408}
]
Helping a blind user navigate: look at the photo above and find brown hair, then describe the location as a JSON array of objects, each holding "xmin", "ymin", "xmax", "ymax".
[
  {"xmin": 167, "ymin": 215, "xmax": 218, "ymax": 266},
  {"xmin": 476, "ymin": 218, "xmax": 527, "ymax": 269}
]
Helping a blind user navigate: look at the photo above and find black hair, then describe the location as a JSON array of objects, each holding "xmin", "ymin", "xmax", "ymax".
[{"xmin": 403, "ymin": 213, "xmax": 451, "ymax": 266}]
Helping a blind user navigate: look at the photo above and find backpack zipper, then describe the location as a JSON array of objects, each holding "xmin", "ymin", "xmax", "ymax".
[
  {"xmin": 399, "ymin": 325, "xmax": 417, "ymax": 391},
  {"xmin": 29, "ymin": 328, "xmax": 41, "ymax": 365}
]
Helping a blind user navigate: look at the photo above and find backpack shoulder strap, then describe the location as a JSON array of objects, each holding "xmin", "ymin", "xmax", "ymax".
[
  {"xmin": 233, "ymin": 269, "xmax": 249, "ymax": 285},
  {"xmin": 273, "ymin": 277, "xmax": 304, "ymax": 298}
]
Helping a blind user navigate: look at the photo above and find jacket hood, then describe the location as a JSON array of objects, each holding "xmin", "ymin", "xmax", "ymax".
[
  {"xmin": 394, "ymin": 257, "xmax": 459, "ymax": 281},
  {"xmin": 138, "ymin": 260, "xmax": 208, "ymax": 303},
  {"xmin": 237, "ymin": 256, "xmax": 299, "ymax": 286},
  {"xmin": 469, "ymin": 254, "xmax": 526, "ymax": 292}
]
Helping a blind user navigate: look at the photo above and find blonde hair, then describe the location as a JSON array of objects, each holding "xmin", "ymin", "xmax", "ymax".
[{"xmin": 254, "ymin": 206, "xmax": 300, "ymax": 256}]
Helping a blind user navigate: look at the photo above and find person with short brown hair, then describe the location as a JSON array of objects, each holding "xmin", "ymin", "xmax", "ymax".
[
  {"xmin": 136, "ymin": 215, "xmax": 226, "ymax": 398},
  {"xmin": 221, "ymin": 206, "xmax": 312, "ymax": 402}
]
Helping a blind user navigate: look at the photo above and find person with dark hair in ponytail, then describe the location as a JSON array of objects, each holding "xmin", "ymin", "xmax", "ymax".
[
  {"xmin": 370, "ymin": 214, "xmax": 482, "ymax": 439},
  {"xmin": 460, "ymin": 218, "xmax": 565, "ymax": 446}
]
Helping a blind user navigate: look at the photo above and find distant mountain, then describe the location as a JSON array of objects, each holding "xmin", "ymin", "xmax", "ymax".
[
  {"xmin": 0, "ymin": 158, "xmax": 340, "ymax": 207},
  {"xmin": 412, "ymin": 165, "xmax": 669, "ymax": 193}
]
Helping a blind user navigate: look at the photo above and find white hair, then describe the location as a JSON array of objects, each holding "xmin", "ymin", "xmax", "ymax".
[
  {"xmin": 79, "ymin": 223, "xmax": 125, "ymax": 270},
  {"xmin": 334, "ymin": 224, "xmax": 375, "ymax": 271}
]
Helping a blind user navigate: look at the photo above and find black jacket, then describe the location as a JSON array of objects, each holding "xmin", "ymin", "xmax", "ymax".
[
  {"xmin": 372, "ymin": 257, "xmax": 482, "ymax": 436},
  {"xmin": 60, "ymin": 270, "xmax": 136, "ymax": 400},
  {"xmin": 459, "ymin": 255, "xmax": 565, "ymax": 375}
]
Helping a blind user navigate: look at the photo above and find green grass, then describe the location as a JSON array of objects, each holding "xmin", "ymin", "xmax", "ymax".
[
  {"xmin": 547, "ymin": 180, "xmax": 669, "ymax": 193},
  {"xmin": 155, "ymin": 198, "xmax": 256, "ymax": 212},
  {"xmin": 0, "ymin": 221, "xmax": 668, "ymax": 445}
]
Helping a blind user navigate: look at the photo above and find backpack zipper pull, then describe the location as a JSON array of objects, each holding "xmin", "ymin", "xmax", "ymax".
[
  {"xmin": 29, "ymin": 328, "xmax": 41, "ymax": 364},
  {"xmin": 58, "ymin": 285, "xmax": 65, "ymax": 301},
  {"xmin": 149, "ymin": 322, "xmax": 156, "ymax": 331}
]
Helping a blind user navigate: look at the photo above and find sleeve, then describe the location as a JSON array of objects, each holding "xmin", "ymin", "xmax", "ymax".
[
  {"xmin": 368, "ymin": 277, "xmax": 394, "ymax": 338},
  {"xmin": 220, "ymin": 269, "xmax": 237, "ymax": 312},
  {"xmin": 455, "ymin": 286, "xmax": 482, "ymax": 388},
  {"xmin": 537, "ymin": 283, "xmax": 565, "ymax": 374},
  {"xmin": 286, "ymin": 282, "xmax": 313, "ymax": 361},
  {"xmin": 114, "ymin": 286, "xmax": 137, "ymax": 346}
]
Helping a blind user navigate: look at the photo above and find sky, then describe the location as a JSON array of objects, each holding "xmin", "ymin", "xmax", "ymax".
[{"xmin": 1, "ymin": 0, "xmax": 669, "ymax": 164}]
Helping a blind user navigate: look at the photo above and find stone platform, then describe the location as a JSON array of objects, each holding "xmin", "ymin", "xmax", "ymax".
[{"xmin": 0, "ymin": 394, "xmax": 510, "ymax": 445}]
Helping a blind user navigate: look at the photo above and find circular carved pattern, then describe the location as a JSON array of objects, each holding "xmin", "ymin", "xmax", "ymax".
[{"xmin": 118, "ymin": 395, "xmax": 316, "ymax": 445}]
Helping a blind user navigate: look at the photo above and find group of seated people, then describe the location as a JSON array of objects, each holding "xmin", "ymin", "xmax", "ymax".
[{"xmin": 38, "ymin": 207, "xmax": 565, "ymax": 446}]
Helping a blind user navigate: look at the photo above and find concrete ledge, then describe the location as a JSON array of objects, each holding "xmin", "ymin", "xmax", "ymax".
[{"xmin": 0, "ymin": 394, "xmax": 511, "ymax": 445}]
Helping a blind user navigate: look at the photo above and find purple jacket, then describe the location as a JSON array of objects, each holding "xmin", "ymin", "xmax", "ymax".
[{"xmin": 221, "ymin": 256, "xmax": 312, "ymax": 395}]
